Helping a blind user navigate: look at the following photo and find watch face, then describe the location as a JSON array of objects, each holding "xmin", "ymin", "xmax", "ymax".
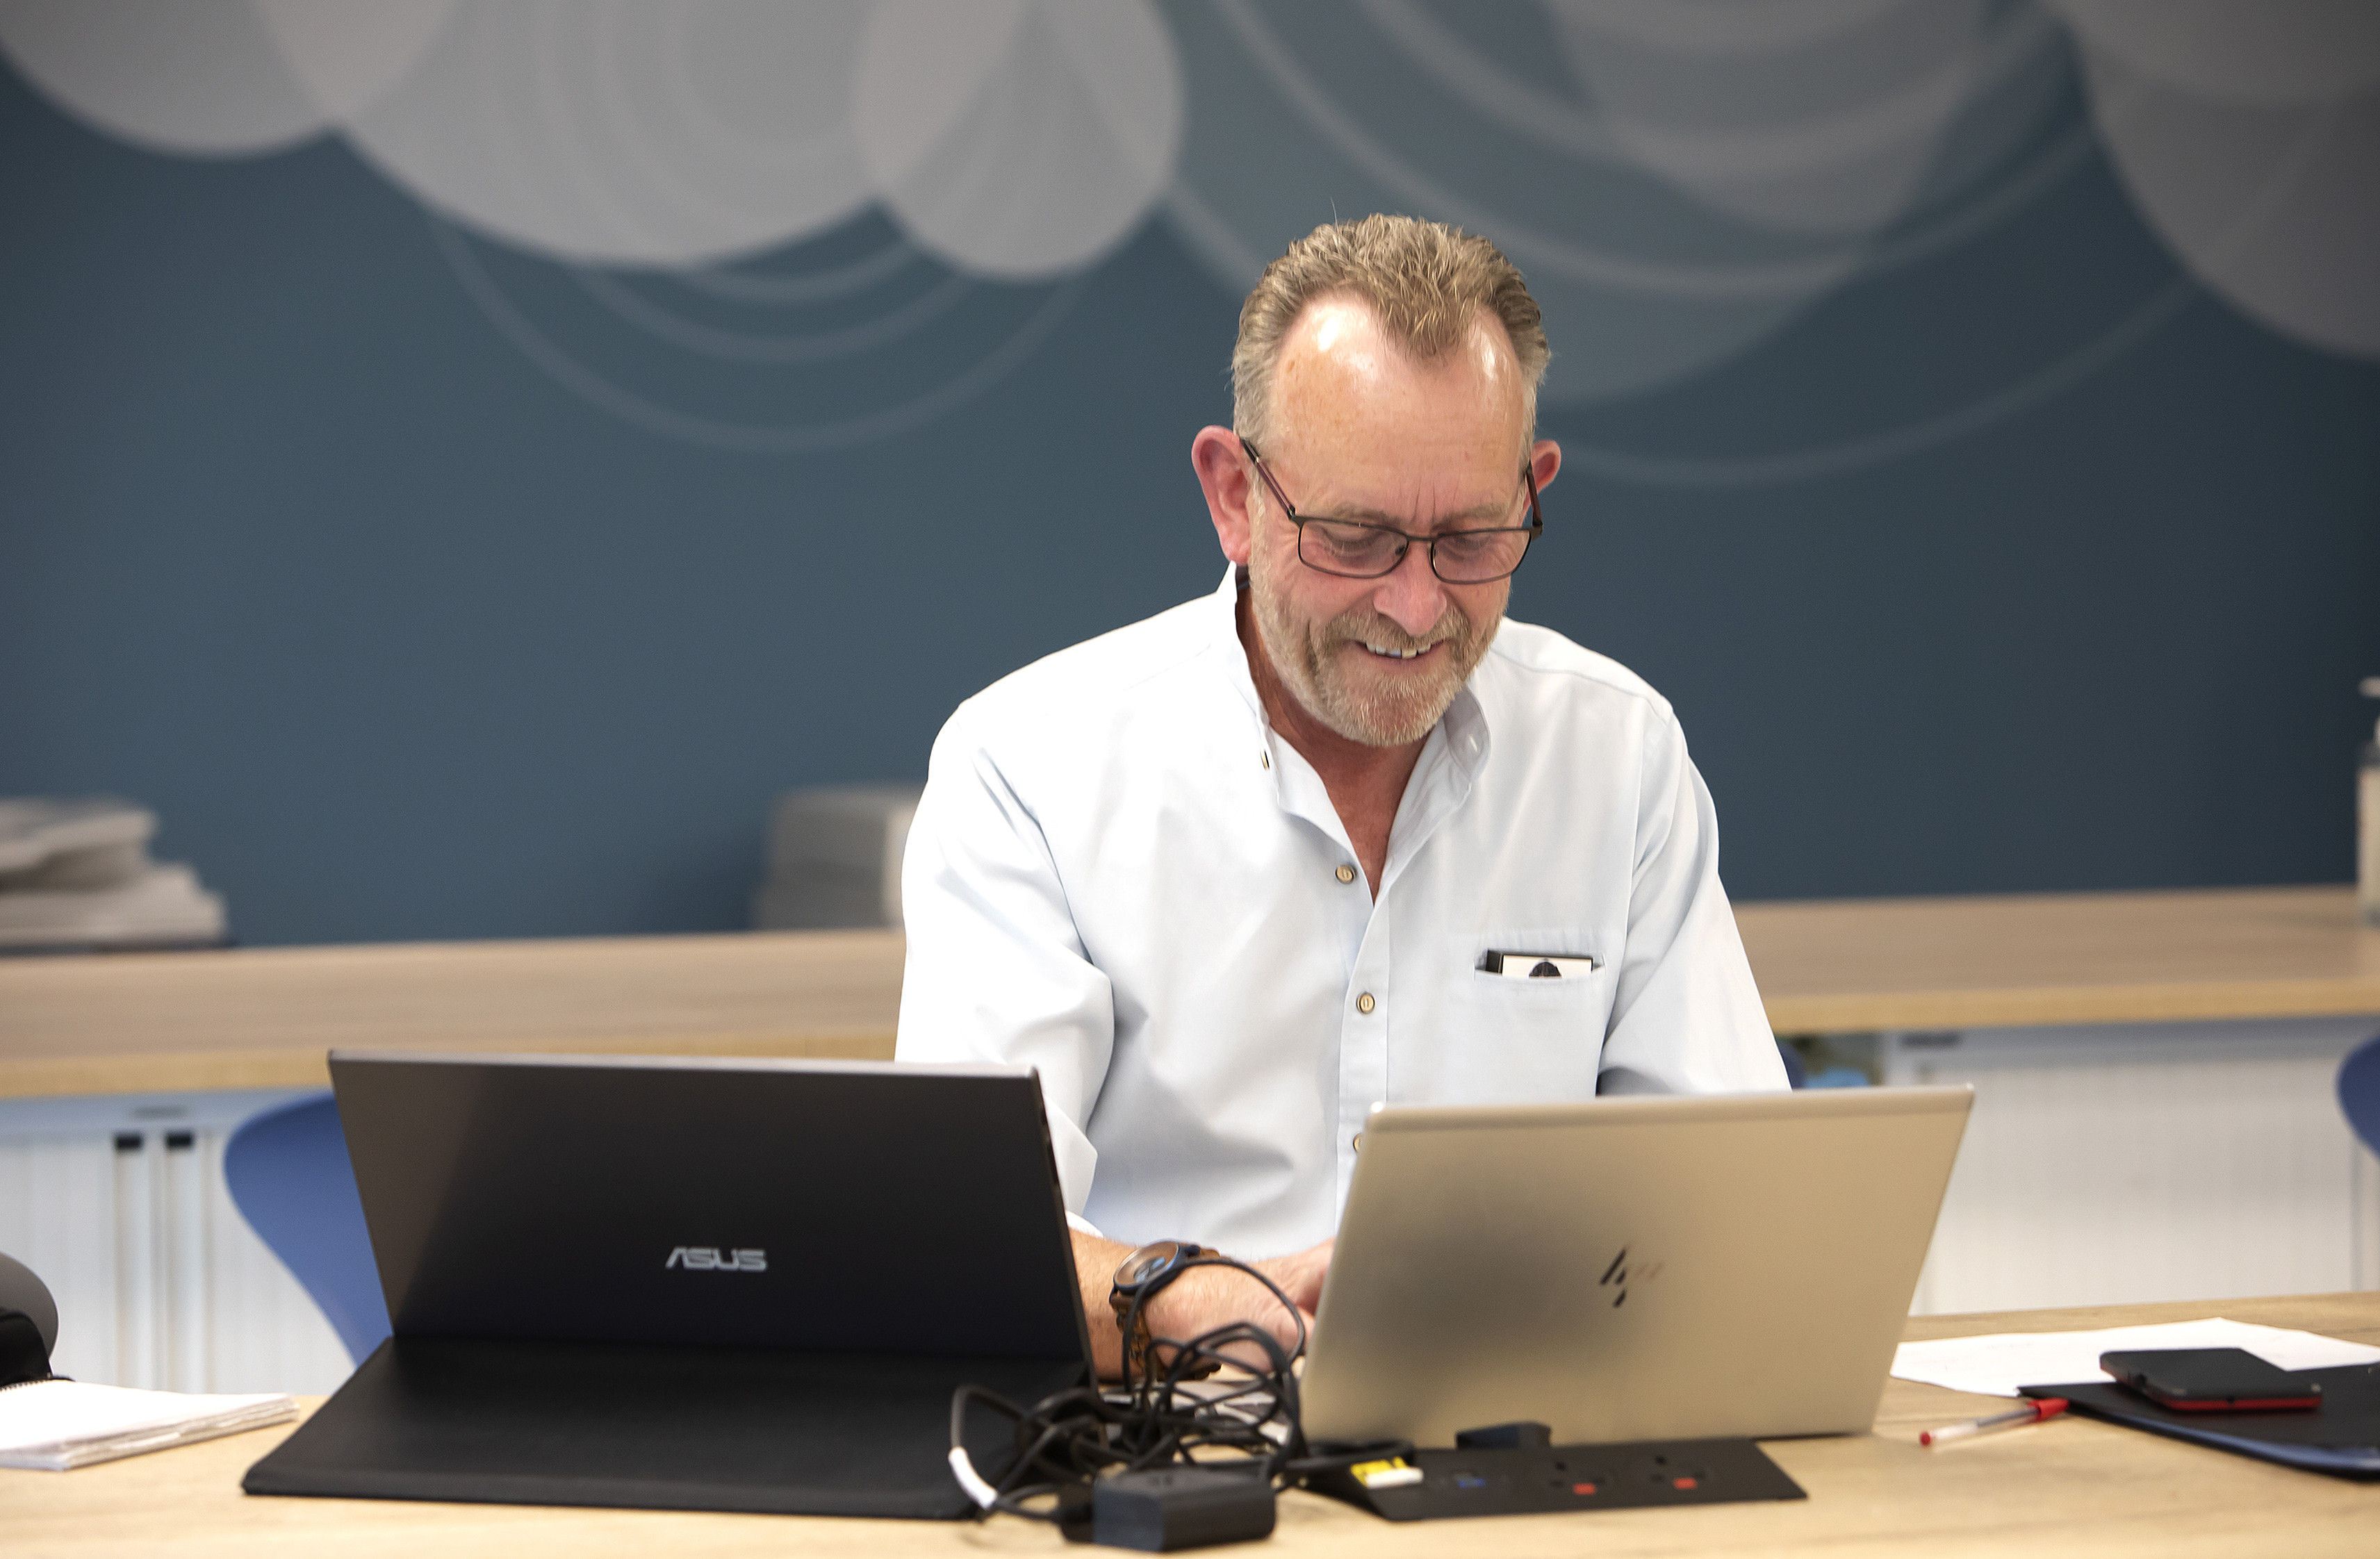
[{"xmin": 1116, "ymin": 1241, "xmax": 1188, "ymax": 1293}]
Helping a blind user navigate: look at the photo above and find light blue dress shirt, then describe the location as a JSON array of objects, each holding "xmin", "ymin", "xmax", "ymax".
[{"xmin": 896, "ymin": 570, "xmax": 1784, "ymax": 1258}]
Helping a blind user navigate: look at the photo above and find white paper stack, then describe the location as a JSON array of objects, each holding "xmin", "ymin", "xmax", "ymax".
[
  {"xmin": 0, "ymin": 1379, "xmax": 296, "ymax": 1470},
  {"xmin": 0, "ymin": 798, "xmax": 226, "ymax": 950}
]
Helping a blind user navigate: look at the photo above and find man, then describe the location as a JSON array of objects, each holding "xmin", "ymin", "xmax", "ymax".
[{"xmin": 896, "ymin": 217, "xmax": 1784, "ymax": 1376}]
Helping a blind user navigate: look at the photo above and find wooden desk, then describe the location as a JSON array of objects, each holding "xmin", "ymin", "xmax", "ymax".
[
  {"xmin": 3, "ymin": 886, "xmax": 2374, "ymax": 1099},
  {"xmin": 6, "ymin": 1292, "xmax": 2374, "ymax": 1557}
]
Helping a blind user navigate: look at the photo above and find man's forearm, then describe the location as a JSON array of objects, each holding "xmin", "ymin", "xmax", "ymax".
[
  {"xmin": 1071, "ymin": 1230, "xmax": 1329, "ymax": 1380},
  {"xmin": 1072, "ymin": 1230, "xmax": 1142, "ymax": 1380}
]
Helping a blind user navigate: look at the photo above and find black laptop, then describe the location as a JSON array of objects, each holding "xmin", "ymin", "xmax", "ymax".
[{"xmin": 243, "ymin": 1052, "xmax": 1091, "ymax": 1518}]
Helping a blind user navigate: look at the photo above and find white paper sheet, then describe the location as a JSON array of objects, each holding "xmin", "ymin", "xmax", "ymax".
[
  {"xmin": 1891, "ymin": 1317, "xmax": 2380, "ymax": 1399},
  {"xmin": 0, "ymin": 1380, "xmax": 296, "ymax": 1470}
]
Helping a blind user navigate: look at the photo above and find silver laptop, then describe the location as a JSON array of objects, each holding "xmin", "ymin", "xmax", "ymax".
[{"xmin": 1299, "ymin": 1086, "xmax": 1971, "ymax": 1447}]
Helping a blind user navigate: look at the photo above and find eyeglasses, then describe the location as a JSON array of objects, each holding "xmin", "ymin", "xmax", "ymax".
[{"xmin": 1240, "ymin": 436, "xmax": 1542, "ymax": 584}]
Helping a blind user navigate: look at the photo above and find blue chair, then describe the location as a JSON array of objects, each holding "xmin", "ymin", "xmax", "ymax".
[
  {"xmin": 1775, "ymin": 1039, "xmax": 1870, "ymax": 1089},
  {"xmin": 2340, "ymin": 1034, "xmax": 2380, "ymax": 1158},
  {"xmin": 223, "ymin": 1094, "xmax": 391, "ymax": 1364}
]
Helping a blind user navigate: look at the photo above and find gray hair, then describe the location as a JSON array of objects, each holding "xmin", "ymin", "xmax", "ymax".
[{"xmin": 1229, "ymin": 215, "xmax": 1550, "ymax": 445}]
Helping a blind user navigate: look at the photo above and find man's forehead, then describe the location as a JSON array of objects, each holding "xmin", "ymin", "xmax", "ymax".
[
  {"xmin": 1279, "ymin": 293, "xmax": 1516, "ymax": 383},
  {"xmin": 1271, "ymin": 296, "xmax": 1529, "ymax": 472}
]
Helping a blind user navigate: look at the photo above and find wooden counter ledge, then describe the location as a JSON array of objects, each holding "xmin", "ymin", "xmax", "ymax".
[
  {"xmin": 3, "ymin": 887, "xmax": 2376, "ymax": 1100},
  {"xmin": 0, "ymin": 929, "xmax": 907, "ymax": 1098},
  {"xmin": 1741, "ymin": 884, "xmax": 2380, "ymax": 1032}
]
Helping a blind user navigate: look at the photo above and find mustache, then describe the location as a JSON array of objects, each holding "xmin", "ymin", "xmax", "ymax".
[{"xmin": 1320, "ymin": 607, "xmax": 1472, "ymax": 652}]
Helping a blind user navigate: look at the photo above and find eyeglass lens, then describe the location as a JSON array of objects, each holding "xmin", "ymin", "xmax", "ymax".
[{"xmin": 1300, "ymin": 520, "xmax": 1530, "ymax": 584}]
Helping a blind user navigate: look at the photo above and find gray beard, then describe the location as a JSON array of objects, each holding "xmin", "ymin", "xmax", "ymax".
[{"xmin": 1248, "ymin": 559, "xmax": 1497, "ymax": 747}]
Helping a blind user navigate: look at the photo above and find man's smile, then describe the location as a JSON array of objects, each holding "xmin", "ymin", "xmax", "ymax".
[{"xmin": 1256, "ymin": 598, "xmax": 1488, "ymax": 748}]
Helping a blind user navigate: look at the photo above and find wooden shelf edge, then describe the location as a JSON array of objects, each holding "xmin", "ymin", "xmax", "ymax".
[
  {"xmin": 0, "ymin": 1029, "xmax": 901, "ymax": 1100},
  {"xmin": 1766, "ymin": 980, "xmax": 2380, "ymax": 1034}
]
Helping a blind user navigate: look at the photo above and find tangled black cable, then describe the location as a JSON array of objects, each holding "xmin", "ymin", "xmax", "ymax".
[{"xmin": 946, "ymin": 1253, "xmax": 1410, "ymax": 1524}]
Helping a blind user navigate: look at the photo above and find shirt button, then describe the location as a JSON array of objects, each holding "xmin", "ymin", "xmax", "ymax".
[
  {"xmin": 1335, "ymin": 864, "xmax": 1356, "ymax": 884},
  {"xmin": 1356, "ymin": 992, "xmax": 1377, "ymax": 1014}
]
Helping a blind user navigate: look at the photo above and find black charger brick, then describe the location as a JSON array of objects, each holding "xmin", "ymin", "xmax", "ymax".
[{"xmin": 1091, "ymin": 1467, "xmax": 1276, "ymax": 1551}]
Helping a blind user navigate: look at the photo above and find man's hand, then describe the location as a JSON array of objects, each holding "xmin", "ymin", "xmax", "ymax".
[
  {"xmin": 1251, "ymin": 1237, "xmax": 1332, "ymax": 1317},
  {"xmin": 1075, "ymin": 1231, "xmax": 1335, "ymax": 1380}
]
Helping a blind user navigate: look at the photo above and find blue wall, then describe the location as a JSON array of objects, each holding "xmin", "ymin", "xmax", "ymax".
[{"xmin": 2, "ymin": 15, "xmax": 2376, "ymax": 946}]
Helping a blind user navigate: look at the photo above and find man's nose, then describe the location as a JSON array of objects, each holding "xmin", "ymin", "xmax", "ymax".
[{"xmin": 1372, "ymin": 541, "xmax": 1447, "ymax": 638}]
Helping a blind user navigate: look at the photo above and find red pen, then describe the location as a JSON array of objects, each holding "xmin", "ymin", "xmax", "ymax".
[{"xmin": 1920, "ymin": 1397, "xmax": 2068, "ymax": 1446}]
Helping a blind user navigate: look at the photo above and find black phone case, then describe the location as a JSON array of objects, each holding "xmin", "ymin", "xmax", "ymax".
[{"xmin": 2099, "ymin": 1347, "xmax": 2323, "ymax": 1411}]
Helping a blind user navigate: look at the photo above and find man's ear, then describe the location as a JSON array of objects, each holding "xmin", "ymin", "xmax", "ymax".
[
  {"xmin": 1529, "ymin": 438, "xmax": 1561, "ymax": 496},
  {"xmin": 1191, "ymin": 425, "xmax": 1255, "ymax": 566}
]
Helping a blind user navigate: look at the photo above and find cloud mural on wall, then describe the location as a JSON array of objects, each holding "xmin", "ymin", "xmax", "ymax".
[
  {"xmin": 0, "ymin": 0, "xmax": 1179, "ymax": 271},
  {"xmin": 1161, "ymin": 0, "xmax": 2083, "ymax": 405},
  {"xmin": 2049, "ymin": 0, "xmax": 2380, "ymax": 358},
  {"xmin": 327, "ymin": 1, "xmax": 879, "ymax": 267},
  {"xmin": 0, "ymin": 0, "xmax": 452, "ymax": 156},
  {"xmin": 2, "ymin": 0, "xmax": 2372, "ymax": 468},
  {"xmin": 855, "ymin": 0, "xmax": 1181, "ymax": 279}
]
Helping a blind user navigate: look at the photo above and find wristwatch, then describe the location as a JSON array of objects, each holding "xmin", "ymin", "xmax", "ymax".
[{"xmin": 1108, "ymin": 1240, "xmax": 1222, "ymax": 1380}]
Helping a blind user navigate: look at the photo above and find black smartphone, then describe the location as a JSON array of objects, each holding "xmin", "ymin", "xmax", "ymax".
[{"xmin": 2099, "ymin": 1348, "xmax": 2323, "ymax": 1412}]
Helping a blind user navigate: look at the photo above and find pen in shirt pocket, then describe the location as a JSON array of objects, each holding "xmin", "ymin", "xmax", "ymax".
[{"xmin": 1479, "ymin": 950, "xmax": 1600, "ymax": 980}]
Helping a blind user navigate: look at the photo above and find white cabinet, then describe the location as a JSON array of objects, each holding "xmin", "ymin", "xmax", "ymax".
[
  {"xmin": 1887, "ymin": 1016, "xmax": 2380, "ymax": 1314},
  {"xmin": 0, "ymin": 1090, "xmax": 356, "ymax": 1394}
]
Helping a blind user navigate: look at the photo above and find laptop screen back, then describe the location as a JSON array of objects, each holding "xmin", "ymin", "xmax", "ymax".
[
  {"xmin": 329, "ymin": 1051, "xmax": 1088, "ymax": 1364},
  {"xmin": 1299, "ymin": 1086, "xmax": 1971, "ymax": 1446}
]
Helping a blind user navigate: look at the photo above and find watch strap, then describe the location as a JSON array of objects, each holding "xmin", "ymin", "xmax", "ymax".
[{"xmin": 1109, "ymin": 1242, "xmax": 1224, "ymax": 1382}]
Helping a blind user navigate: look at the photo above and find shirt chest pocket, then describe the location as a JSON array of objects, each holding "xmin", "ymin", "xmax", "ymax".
[{"xmin": 1427, "ymin": 930, "xmax": 1614, "ymax": 1102}]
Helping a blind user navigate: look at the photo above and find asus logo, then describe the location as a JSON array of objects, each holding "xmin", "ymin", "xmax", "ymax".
[{"xmin": 665, "ymin": 1246, "xmax": 767, "ymax": 1273}]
